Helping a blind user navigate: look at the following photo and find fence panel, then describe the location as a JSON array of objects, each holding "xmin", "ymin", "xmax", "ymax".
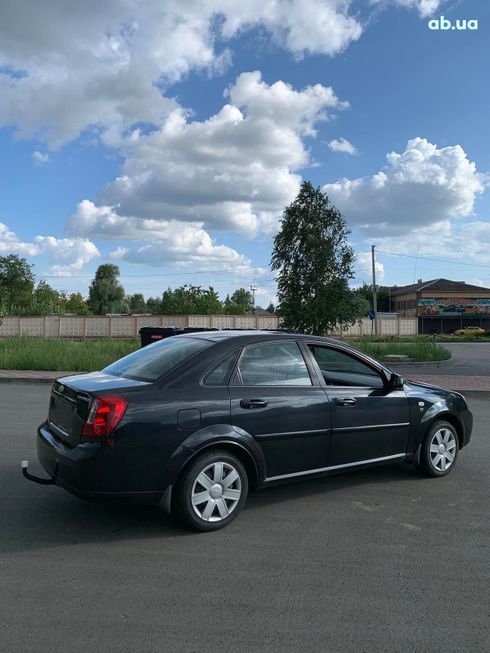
[
  {"xmin": 257, "ymin": 317, "xmax": 279, "ymax": 329},
  {"xmin": 212, "ymin": 316, "xmax": 235, "ymax": 329},
  {"xmin": 234, "ymin": 316, "xmax": 257, "ymax": 329},
  {"xmin": 399, "ymin": 318, "xmax": 417, "ymax": 336},
  {"xmin": 110, "ymin": 317, "xmax": 136, "ymax": 338},
  {"xmin": 136, "ymin": 316, "xmax": 162, "ymax": 330},
  {"xmin": 0, "ymin": 317, "xmax": 20, "ymax": 337},
  {"xmin": 188, "ymin": 315, "xmax": 212, "ymax": 328},
  {"xmin": 84, "ymin": 317, "xmax": 111, "ymax": 338},
  {"xmin": 59, "ymin": 317, "xmax": 84, "ymax": 338},
  {"xmin": 161, "ymin": 316, "xmax": 187, "ymax": 328},
  {"xmin": 20, "ymin": 317, "xmax": 45, "ymax": 336}
]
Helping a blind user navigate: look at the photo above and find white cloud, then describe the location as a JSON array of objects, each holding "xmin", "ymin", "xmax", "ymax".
[
  {"xmin": 354, "ymin": 251, "xmax": 385, "ymax": 285},
  {"xmin": 33, "ymin": 236, "xmax": 100, "ymax": 275},
  {"xmin": 376, "ymin": 220, "xmax": 490, "ymax": 265},
  {"xmin": 70, "ymin": 72, "xmax": 346, "ymax": 241},
  {"xmin": 109, "ymin": 222, "xmax": 251, "ymax": 271},
  {"xmin": 218, "ymin": 0, "xmax": 363, "ymax": 57},
  {"xmin": 0, "ymin": 1, "xmax": 435, "ymax": 148},
  {"xmin": 323, "ymin": 138, "xmax": 486, "ymax": 236},
  {"xmin": 0, "ymin": 0, "xmax": 359, "ymax": 148},
  {"xmin": 0, "ymin": 222, "xmax": 99, "ymax": 274},
  {"xmin": 328, "ymin": 137, "xmax": 358, "ymax": 155},
  {"xmin": 70, "ymin": 201, "xmax": 251, "ymax": 271},
  {"xmin": 0, "ymin": 222, "xmax": 40, "ymax": 256},
  {"xmin": 370, "ymin": 0, "xmax": 446, "ymax": 18},
  {"xmin": 32, "ymin": 150, "xmax": 49, "ymax": 165}
]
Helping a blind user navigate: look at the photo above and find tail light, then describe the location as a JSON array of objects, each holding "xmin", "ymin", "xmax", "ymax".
[{"xmin": 82, "ymin": 395, "xmax": 128, "ymax": 437}]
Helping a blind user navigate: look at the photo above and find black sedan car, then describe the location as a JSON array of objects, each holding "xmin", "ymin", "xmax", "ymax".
[{"xmin": 23, "ymin": 331, "xmax": 473, "ymax": 531}]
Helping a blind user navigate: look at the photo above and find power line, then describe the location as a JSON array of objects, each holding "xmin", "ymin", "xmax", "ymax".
[
  {"xmin": 38, "ymin": 265, "xmax": 272, "ymax": 279},
  {"xmin": 378, "ymin": 250, "xmax": 490, "ymax": 270},
  {"xmin": 33, "ymin": 250, "xmax": 490, "ymax": 281}
]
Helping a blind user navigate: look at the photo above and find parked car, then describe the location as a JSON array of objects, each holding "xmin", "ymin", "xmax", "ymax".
[
  {"xmin": 23, "ymin": 331, "xmax": 473, "ymax": 531},
  {"xmin": 453, "ymin": 326, "xmax": 486, "ymax": 336}
]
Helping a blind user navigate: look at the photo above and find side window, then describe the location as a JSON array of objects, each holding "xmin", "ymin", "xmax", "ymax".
[
  {"xmin": 237, "ymin": 341, "xmax": 312, "ymax": 386},
  {"xmin": 309, "ymin": 345, "xmax": 384, "ymax": 388},
  {"xmin": 204, "ymin": 351, "xmax": 238, "ymax": 386}
]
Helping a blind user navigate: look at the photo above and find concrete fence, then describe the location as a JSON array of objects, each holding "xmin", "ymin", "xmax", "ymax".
[
  {"xmin": 0, "ymin": 314, "xmax": 418, "ymax": 338},
  {"xmin": 334, "ymin": 317, "xmax": 418, "ymax": 338},
  {"xmin": 0, "ymin": 314, "xmax": 281, "ymax": 338}
]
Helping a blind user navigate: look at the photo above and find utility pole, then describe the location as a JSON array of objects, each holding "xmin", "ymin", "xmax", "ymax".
[
  {"xmin": 371, "ymin": 245, "xmax": 378, "ymax": 336},
  {"xmin": 250, "ymin": 284, "xmax": 257, "ymax": 315}
]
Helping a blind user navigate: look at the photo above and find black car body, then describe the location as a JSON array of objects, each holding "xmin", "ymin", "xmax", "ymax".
[{"xmin": 30, "ymin": 331, "xmax": 473, "ymax": 530}]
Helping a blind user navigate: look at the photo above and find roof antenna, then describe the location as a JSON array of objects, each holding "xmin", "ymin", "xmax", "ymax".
[{"xmin": 413, "ymin": 247, "xmax": 420, "ymax": 283}]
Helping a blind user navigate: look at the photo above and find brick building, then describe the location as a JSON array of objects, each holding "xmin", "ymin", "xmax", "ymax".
[{"xmin": 390, "ymin": 278, "xmax": 490, "ymax": 334}]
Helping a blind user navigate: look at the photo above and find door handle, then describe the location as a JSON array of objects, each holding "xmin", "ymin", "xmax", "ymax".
[
  {"xmin": 240, "ymin": 399, "xmax": 268, "ymax": 409},
  {"xmin": 335, "ymin": 397, "xmax": 357, "ymax": 407}
]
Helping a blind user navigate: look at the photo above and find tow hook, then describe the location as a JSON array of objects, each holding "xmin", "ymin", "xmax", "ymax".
[{"xmin": 21, "ymin": 460, "xmax": 56, "ymax": 485}]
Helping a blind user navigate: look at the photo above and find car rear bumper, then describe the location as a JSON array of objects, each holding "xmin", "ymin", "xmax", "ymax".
[{"xmin": 36, "ymin": 422, "xmax": 164, "ymax": 503}]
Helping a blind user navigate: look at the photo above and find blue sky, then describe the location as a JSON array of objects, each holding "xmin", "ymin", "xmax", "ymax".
[{"xmin": 0, "ymin": 0, "xmax": 489, "ymax": 305}]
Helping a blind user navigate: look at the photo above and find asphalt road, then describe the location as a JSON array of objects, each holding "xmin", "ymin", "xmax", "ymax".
[
  {"xmin": 393, "ymin": 342, "xmax": 490, "ymax": 376},
  {"xmin": 1, "ymin": 384, "xmax": 489, "ymax": 653}
]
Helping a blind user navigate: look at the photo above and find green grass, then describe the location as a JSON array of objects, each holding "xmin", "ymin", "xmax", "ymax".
[
  {"xmin": 0, "ymin": 337, "xmax": 140, "ymax": 371},
  {"xmin": 342, "ymin": 333, "xmax": 490, "ymax": 343},
  {"xmin": 0, "ymin": 335, "xmax": 451, "ymax": 371},
  {"xmin": 351, "ymin": 338, "xmax": 451, "ymax": 362}
]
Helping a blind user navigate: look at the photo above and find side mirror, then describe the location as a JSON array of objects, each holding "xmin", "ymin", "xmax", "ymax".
[{"xmin": 390, "ymin": 373, "xmax": 404, "ymax": 390}]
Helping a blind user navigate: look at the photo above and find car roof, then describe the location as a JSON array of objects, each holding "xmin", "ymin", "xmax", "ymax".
[{"xmin": 177, "ymin": 329, "xmax": 343, "ymax": 345}]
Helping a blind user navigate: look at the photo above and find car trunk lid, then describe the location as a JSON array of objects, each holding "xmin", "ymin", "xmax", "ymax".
[
  {"xmin": 47, "ymin": 372, "xmax": 151, "ymax": 447},
  {"xmin": 48, "ymin": 380, "xmax": 91, "ymax": 447}
]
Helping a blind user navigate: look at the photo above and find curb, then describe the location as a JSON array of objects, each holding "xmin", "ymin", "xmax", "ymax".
[
  {"xmin": 459, "ymin": 391, "xmax": 490, "ymax": 399},
  {"xmin": 0, "ymin": 372, "xmax": 79, "ymax": 384},
  {"xmin": 379, "ymin": 358, "xmax": 452, "ymax": 366},
  {"xmin": 0, "ymin": 377, "xmax": 58, "ymax": 384}
]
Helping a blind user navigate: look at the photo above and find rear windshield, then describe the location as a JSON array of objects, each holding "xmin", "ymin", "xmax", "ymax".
[{"xmin": 103, "ymin": 336, "xmax": 211, "ymax": 382}]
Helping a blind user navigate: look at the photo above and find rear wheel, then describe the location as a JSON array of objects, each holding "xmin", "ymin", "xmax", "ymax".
[
  {"xmin": 416, "ymin": 420, "xmax": 459, "ymax": 477},
  {"xmin": 174, "ymin": 449, "xmax": 248, "ymax": 531}
]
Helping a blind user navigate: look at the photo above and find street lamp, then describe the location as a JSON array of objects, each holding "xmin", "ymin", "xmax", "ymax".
[{"xmin": 250, "ymin": 284, "xmax": 258, "ymax": 314}]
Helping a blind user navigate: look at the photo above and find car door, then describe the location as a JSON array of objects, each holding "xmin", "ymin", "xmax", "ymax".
[
  {"xmin": 228, "ymin": 339, "xmax": 331, "ymax": 479},
  {"xmin": 306, "ymin": 344, "xmax": 410, "ymax": 467}
]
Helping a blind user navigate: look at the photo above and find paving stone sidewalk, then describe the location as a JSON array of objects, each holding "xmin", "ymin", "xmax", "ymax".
[{"xmin": 1, "ymin": 369, "xmax": 490, "ymax": 394}]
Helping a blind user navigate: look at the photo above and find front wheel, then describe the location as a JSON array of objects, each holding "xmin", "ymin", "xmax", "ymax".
[
  {"xmin": 416, "ymin": 420, "xmax": 459, "ymax": 477},
  {"xmin": 174, "ymin": 450, "xmax": 248, "ymax": 531}
]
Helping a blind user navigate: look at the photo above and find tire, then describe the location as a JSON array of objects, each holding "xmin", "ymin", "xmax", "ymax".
[
  {"xmin": 416, "ymin": 420, "xmax": 459, "ymax": 477},
  {"xmin": 173, "ymin": 449, "xmax": 248, "ymax": 532}
]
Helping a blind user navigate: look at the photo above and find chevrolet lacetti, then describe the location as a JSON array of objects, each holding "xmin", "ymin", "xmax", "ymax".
[{"xmin": 23, "ymin": 331, "xmax": 473, "ymax": 531}]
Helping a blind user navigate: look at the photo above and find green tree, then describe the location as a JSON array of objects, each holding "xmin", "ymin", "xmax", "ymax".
[
  {"xmin": 161, "ymin": 285, "xmax": 223, "ymax": 315},
  {"xmin": 146, "ymin": 296, "xmax": 163, "ymax": 314},
  {"xmin": 0, "ymin": 254, "xmax": 35, "ymax": 313},
  {"xmin": 223, "ymin": 288, "xmax": 253, "ymax": 315},
  {"xmin": 271, "ymin": 181, "xmax": 362, "ymax": 334},
  {"xmin": 31, "ymin": 280, "xmax": 64, "ymax": 314},
  {"xmin": 266, "ymin": 302, "xmax": 276, "ymax": 314},
  {"xmin": 64, "ymin": 292, "xmax": 90, "ymax": 315},
  {"xmin": 88, "ymin": 264, "xmax": 126, "ymax": 314},
  {"xmin": 127, "ymin": 293, "xmax": 147, "ymax": 314},
  {"xmin": 354, "ymin": 283, "xmax": 392, "ymax": 313}
]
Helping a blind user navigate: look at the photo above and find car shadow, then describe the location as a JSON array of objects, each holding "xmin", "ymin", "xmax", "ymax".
[
  {"xmin": 3, "ymin": 461, "xmax": 422, "ymax": 554},
  {"xmin": 245, "ymin": 461, "xmax": 419, "ymax": 511}
]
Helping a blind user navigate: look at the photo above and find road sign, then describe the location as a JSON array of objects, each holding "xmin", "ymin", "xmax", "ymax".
[{"xmin": 368, "ymin": 310, "xmax": 376, "ymax": 320}]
